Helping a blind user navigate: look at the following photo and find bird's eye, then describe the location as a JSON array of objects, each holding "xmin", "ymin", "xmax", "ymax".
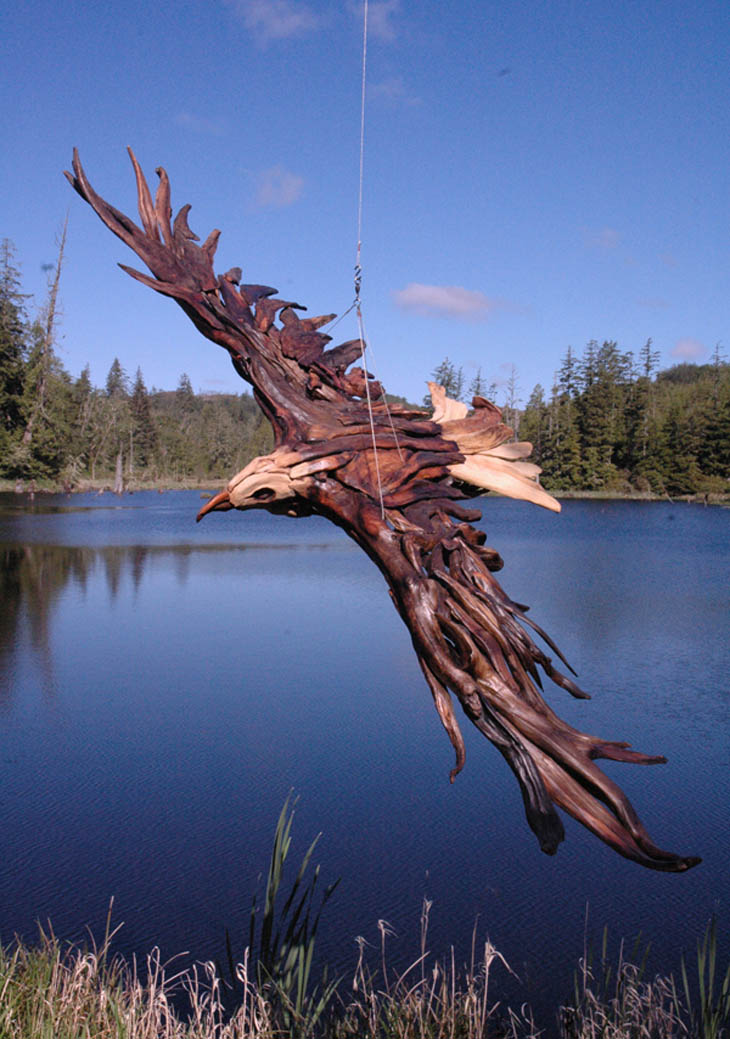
[{"xmin": 253, "ymin": 487, "xmax": 276, "ymax": 501}]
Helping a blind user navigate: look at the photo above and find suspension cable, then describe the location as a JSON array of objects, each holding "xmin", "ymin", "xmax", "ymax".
[
  {"xmin": 351, "ymin": 0, "xmax": 404, "ymax": 518},
  {"xmin": 355, "ymin": 0, "xmax": 368, "ymax": 305}
]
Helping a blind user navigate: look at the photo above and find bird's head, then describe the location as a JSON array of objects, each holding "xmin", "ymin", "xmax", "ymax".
[{"xmin": 197, "ymin": 448, "xmax": 312, "ymax": 520}]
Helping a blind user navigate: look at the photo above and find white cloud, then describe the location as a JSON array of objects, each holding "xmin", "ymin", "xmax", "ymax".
[
  {"xmin": 174, "ymin": 112, "xmax": 226, "ymax": 135},
  {"xmin": 585, "ymin": 226, "xmax": 621, "ymax": 250},
  {"xmin": 393, "ymin": 283, "xmax": 496, "ymax": 320},
  {"xmin": 255, "ymin": 165, "xmax": 304, "ymax": 208},
  {"xmin": 671, "ymin": 337, "xmax": 706, "ymax": 360},
  {"xmin": 369, "ymin": 76, "xmax": 420, "ymax": 106},
  {"xmin": 229, "ymin": 0, "xmax": 320, "ymax": 43},
  {"xmin": 367, "ymin": 0, "xmax": 400, "ymax": 42}
]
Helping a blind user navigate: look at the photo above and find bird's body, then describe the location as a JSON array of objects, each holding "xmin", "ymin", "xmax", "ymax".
[{"xmin": 65, "ymin": 149, "xmax": 699, "ymax": 872}]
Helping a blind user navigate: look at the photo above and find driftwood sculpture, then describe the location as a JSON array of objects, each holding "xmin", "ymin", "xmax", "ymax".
[{"xmin": 66, "ymin": 149, "xmax": 700, "ymax": 872}]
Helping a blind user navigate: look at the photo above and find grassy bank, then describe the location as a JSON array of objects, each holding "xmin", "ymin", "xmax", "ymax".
[
  {"xmin": 2, "ymin": 800, "xmax": 728, "ymax": 1038},
  {"xmin": 0, "ymin": 478, "xmax": 219, "ymax": 495},
  {"xmin": 1, "ymin": 913, "xmax": 728, "ymax": 1038},
  {"xmin": 2, "ymin": 478, "xmax": 729, "ymax": 506}
]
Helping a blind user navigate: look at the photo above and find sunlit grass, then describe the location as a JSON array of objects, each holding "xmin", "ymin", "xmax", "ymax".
[
  {"xmin": 1, "ymin": 802, "xmax": 727, "ymax": 1038},
  {"xmin": 3, "ymin": 915, "xmax": 728, "ymax": 1038}
]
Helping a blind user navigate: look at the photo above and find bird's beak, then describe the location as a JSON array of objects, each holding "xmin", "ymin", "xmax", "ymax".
[{"xmin": 196, "ymin": 490, "xmax": 233, "ymax": 522}]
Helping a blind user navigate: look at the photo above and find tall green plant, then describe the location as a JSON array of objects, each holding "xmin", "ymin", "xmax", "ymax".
[
  {"xmin": 224, "ymin": 794, "xmax": 340, "ymax": 1037},
  {"xmin": 681, "ymin": 918, "xmax": 730, "ymax": 1039}
]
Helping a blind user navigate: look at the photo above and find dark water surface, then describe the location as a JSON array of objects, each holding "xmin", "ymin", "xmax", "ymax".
[{"xmin": 1, "ymin": 491, "xmax": 728, "ymax": 1027}]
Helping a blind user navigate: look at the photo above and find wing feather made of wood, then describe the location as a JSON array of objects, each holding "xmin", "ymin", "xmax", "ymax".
[{"xmin": 65, "ymin": 150, "xmax": 700, "ymax": 872}]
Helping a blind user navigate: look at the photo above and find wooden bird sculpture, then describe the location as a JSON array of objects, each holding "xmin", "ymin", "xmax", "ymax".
[{"xmin": 65, "ymin": 149, "xmax": 700, "ymax": 872}]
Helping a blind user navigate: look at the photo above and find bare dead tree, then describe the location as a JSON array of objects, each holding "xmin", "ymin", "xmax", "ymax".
[
  {"xmin": 22, "ymin": 214, "xmax": 68, "ymax": 450},
  {"xmin": 65, "ymin": 150, "xmax": 700, "ymax": 872}
]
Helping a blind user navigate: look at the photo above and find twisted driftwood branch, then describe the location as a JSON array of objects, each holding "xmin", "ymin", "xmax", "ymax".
[{"xmin": 65, "ymin": 150, "xmax": 700, "ymax": 872}]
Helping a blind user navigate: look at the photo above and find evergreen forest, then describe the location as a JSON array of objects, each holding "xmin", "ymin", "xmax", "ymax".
[
  {"xmin": 0, "ymin": 236, "xmax": 273, "ymax": 491},
  {"xmin": 1, "ymin": 236, "xmax": 728, "ymax": 498},
  {"xmin": 430, "ymin": 344, "xmax": 730, "ymax": 499}
]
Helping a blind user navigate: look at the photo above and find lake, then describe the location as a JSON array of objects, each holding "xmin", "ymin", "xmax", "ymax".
[{"xmin": 0, "ymin": 491, "xmax": 728, "ymax": 1028}]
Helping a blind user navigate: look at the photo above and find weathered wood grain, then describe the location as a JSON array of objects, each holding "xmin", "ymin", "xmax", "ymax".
[{"xmin": 65, "ymin": 149, "xmax": 700, "ymax": 872}]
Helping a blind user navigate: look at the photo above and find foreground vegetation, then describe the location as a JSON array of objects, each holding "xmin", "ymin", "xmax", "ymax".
[
  {"xmin": 7, "ymin": 922, "xmax": 730, "ymax": 1039},
  {"xmin": 2, "ymin": 236, "xmax": 729, "ymax": 498},
  {"xmin": 2, "ymin": 800, "xmax": 728, "ymax": 1039}
]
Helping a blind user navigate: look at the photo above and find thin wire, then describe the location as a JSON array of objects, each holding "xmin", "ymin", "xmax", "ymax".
[
  {"xmin": 354, "ymin": 0, "xmax": 386, "ymax": 516},
  {"xmin": 355, "ymin": 0, "xmax": 368, "ymax": 300},
  {"xmin": 325, "ymin": 299, "xmax": 358, "ymax": 334},
  {"xmin": 357, "ymin": 304, "xmax": 385, "ymax": 517},
  {"xmin": 352, "ymin": 0, "xmax": 403, "ymax": 518},
  {"xmin": 356, "ymin": 308, "xmax": 404, "ymax": 463}
]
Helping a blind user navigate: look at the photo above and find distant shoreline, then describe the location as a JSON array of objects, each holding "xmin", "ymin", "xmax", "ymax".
[{"xmin": 2, "ymin": 478, "xmax": 728, "ymax": 507}]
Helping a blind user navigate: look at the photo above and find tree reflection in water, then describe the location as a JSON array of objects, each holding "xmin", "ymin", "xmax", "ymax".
[
  {"xmin": 2, "ymin": 546, "xmax": 87, "ymax": 708},
  {"xmin": 0, "ymin": 541, "xmax": 226, "ymax": 714},
  {"xmin": 0, "ymin": 544, "xmax": 157, "ymax": 711}
]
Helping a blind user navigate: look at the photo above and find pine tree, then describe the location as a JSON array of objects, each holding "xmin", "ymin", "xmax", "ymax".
[
  {"xmin": 423, "ymin": 357, "xmax": 464, "ymax": 405},
  {"xmin": 105, "ymin": 357, "xmax": 129, "ymax": 398},
  {"xmin": 0, "ymin": 239, "xmax": 29, "ymax": 474},
  {"xmin": 63, "ymin": 366, "xmax": 96, "ymax": 485},
  {"xmin": 129, "ymin": 368, "xmax": 157, "ymax": 474},
  {"xmin": 625, "ymin": 339, "xmax": 661, "ymax": 486},
  {"xmin": 21, "ymin": 219, "xmax": 66, "ymax": 449},
  {"xmin": 541, "ymin": 382, "xmax": 582, "ymax": 489},
  {"xmin": 540, "ymin": 351, "xmax": 583, "ymax": 488},
  {"xmin": 16, "ymin": 219, "xmax": 74, "ymax": 481},
  {"xmin": 576, "ymin": 341, "xmax": 631, "ymax": 489},
  {"xmin": 72, "ymin": 367, "xmax": 111, "ymax": 481},
  {"xmin": 520, "ymin": 384, "xmax": 547, "ymax": 462},
  {"xmin": 640, "ymin": 337, "xmax": 661, "ymax": 379},
  {"xmin": 558, "ymin": 345, "xmax": 580, "ymax": 399},
  {"xmin": 468, "ymin": 366, "xmax": 495, "ymax": 402},
  {"xmin": 103, "ymin": 358, "xmax": 132, "ymax": 490},
  {"xmin": 501, "ymin": 364, "xmax": 521, "ymax": 436},
  {"xmin": 73, "ymin": 365, "xmax": 93, "ymax": 416},
  {"xmin": 660, "ymin": 406, "xmax": 702, "ymax": 495},
  {"xmin": 176, "ymin": 372, "xmax": 196, "ymax": 409},
  {"xmin": 698, "ymin": 356, "xmax": 730, "ymax": 480}
]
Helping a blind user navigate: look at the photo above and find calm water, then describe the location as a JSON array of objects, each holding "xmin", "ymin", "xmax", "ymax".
[{"xmin": 1, "ymin": 491, "xmax": 728, "ymax": 1028}]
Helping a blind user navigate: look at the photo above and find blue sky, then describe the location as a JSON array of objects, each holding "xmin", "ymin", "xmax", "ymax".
[{"xmin": 2, "ymin": 0, "xmax": 728, "ymax": 407}]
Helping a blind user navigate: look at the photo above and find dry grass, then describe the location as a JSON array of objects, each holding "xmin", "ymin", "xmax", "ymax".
[
  {"xmin": 333, "ymin": 902, "xmax": 541, "ymax": 1038},
  {"xmin": 5, "ymin": 908, "xmax": 725, "ymax": 1039},
  {"xmin": 0, "ymin": 922, "xmax": 281, "ymax": 1039},
  {"xmin": 1, "ymin": 805, "xmax": 726, "ymax": 1039},
  {"xmin": 0, "ymin": 911, "xmax": 538, "ymax": 1039},
  {"xmin": 560, "ymin": 952, "xmax": 687, "ymax": 1038}
]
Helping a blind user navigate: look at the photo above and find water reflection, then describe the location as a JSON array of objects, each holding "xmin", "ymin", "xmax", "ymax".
[
  {"xmin": 0, "ymin": 541, "xmax": 260, "ymax": 709},
  {"xmin": 0, "ymin": 498, "xmax": 728, "ymax": 1029},
  {"xmin": 0, "ymin": 545, "xmax": 98, "ymax": 709}
]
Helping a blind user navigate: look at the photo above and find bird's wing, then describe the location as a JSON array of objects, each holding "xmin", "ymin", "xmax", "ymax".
[{"xmin": 67, "ymin": 151, "xmax": 700, "ymax": 872}]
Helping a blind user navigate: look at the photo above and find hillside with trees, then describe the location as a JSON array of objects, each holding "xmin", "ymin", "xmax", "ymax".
[
  {"xmin": 428, "ymin": 343, "xmax": 730, "ymax": 499},
  {"xmin": 0, "ymin": 237, "xmax": 273, "ymax": 490},
  {"xmin": 520, "ymin": 342, "xmax": 730, "ymax": 497},
  {"xmin": 2, "ymin": 236, "xmax": 728, "ymax": 496}
]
